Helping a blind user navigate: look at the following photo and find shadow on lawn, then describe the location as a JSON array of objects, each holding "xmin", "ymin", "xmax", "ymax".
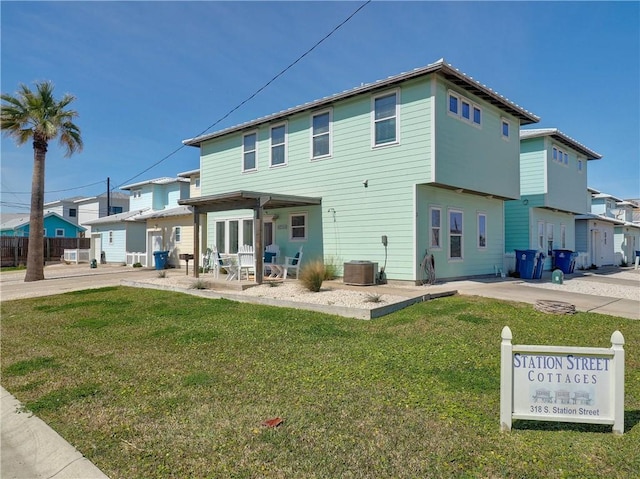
[{"xmin": 513, "ymin": 409, "xmax": 640, "ymax": 434}]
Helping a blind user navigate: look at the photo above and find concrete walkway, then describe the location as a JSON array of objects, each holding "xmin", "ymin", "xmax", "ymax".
[
  {"xmin": 1, "ymin": 387, "xmax": 108, "ymax": 479},
  {"xmin": 1, "ymin": 263, "xmax": 637, "ymax": 478}
]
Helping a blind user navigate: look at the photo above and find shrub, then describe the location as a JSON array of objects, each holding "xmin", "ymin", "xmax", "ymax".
[
  {"xmin": 133, "ymin": 262, "xmax": 142, "ymax": 268},
  {"xmin": 323, "ymin": 255, "xmax": 341, "ymax": 280},
  {"xmin": 299, "ymin": 260, "xmax": 325, "ymax": 292},
  {"xmin": 189, "ymin": 279, "xmax": 210, "ymax": 290},
  {"xmin": 365, "ymin": 293, "xmax": 383, "ymax": 303}
]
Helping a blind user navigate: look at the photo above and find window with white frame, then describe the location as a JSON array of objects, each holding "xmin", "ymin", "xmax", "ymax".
[
  {"xmin": 449, "ymin": 209, "xmax": 463, "ymax": 260},
  {"xmin": 537, "ymin": 221, "xmax": 545, "ymax": 250},
  {"xmin": 563, "ymin": 152, "xmax": 568, "ymax": 165},
  {"xmin": 577, "ymin": 159, "xmax": 583, "ymax": 172},
  {"xmin": 174, "ymin": 226, "xmax": 181, "ymax": 243},
  {"xmin": 560, "ymin": 223, "xmax": 566, "ymax": 248},
  {"xmin": 69, "ymin": 208, "xmax": 77, "ymax": 218},
  {"xmin": 546, "ymin": 223, "xmax": 554, "ymax": 255},
  {"xmin": 270, "ymin": 124, "xmax": 287, "ymax": 167},
  {"xmin": 430, "ymin": 207, "xmax": 442, "ymax": 249},
  {"xmin": 477, "ymin": 213, "xmax": 487, "ymax": 249},
  {"xmin": 290, "ymin": 213, "xmax": 307, "ymax": 241},
  {"xmin": 311, "ymin": 110, "xmax": 331, "ymax": 159},
  {"xmin": 448, "ymin": 90, "xmax": 482, "ymax": 127},
  {"xmin": 132, "ymin": 189, "xmax": 141, "ymax": 198},
  {"xmin": 243, "ymin": 132, "xmax": 257, "ymax": 171},
  {"xmin": 372, "ymin": 90, "xmax": 398, "ymax": 146},
  {"xmin": 194, "ymin": 177, "xmax": 201, "ymax": 189},
  {"xmin": 501, "ymin": 118, "xmax": 510, "ymax": 139},
  {"xmin": 55, "ymin": 228, "xmax": 65, "ymax": 237},
  {"xmin": 242, "ymin": 219, "xmax": 253, "ymax": 247},
  {"xmin": 552, "ymin": 146, "xmax": 568, "ymax": 165}
]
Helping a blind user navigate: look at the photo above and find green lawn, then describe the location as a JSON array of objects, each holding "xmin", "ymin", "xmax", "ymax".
[{"xmin": 1, "ymin": 286, "xmax": 638, "ymax": 478}]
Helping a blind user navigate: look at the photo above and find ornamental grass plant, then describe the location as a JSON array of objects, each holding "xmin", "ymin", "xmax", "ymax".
[{"xmin": 1, "ymin": 287, "xmax": 639, "ymax": 479}]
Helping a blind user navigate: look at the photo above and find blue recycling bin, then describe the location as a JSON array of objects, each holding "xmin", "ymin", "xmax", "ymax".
[
  {"xmin": 552, "ymin": 249, "xmax": 577, "ymax": 274},
  {"xmin": 534, "ymin": 252, "xmax": 546, "ymax": 279},
  {"xmin": 515, "ymin": 249, "xmax": 538, "ymax": 279},
  {"xmin": 153, "ymin": 251, "xmax": 169, "ymax": 270}
]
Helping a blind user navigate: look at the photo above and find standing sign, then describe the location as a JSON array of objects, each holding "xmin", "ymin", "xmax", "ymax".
[{"xmin": 500, "ymin": 326, "xmax": 625, "ymax": 434}]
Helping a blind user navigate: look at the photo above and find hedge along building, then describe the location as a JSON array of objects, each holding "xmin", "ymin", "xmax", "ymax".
[{"xmin": 180, "ymin": 59, "xmax": 539, "ymax": 284}]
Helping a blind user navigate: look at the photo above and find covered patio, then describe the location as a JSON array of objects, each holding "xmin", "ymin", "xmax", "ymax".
[{"xmin": 178, "ymin": 191, "xmax": 321, "ymax": 284}]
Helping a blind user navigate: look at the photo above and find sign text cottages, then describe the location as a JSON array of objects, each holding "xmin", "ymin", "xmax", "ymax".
[{"xmin": 500, "ymin": 326, "xmax": 625, "ymax": 434}]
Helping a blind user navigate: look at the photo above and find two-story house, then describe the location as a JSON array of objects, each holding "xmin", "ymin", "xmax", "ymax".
[
  {"xmin": 180, "ymin": 59, "xmax": 539, "ymax": 283},
  {"xmin": 85, "ymin": 177, "xmax": 190, "ymax": 266},
  {"xmin": 577, "ymin": 191, "xmax": 640, "ymax": 266},
  {"xmin": 505, "ymin": 128, "xmax": 602, "ymax": 272},
  {"xmin": 44, "ymin": 193, "xmax": 130, "ymax": 236}
]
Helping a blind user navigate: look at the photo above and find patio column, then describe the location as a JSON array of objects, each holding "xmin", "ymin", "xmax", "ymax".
[
  {"xmin": 254, "ymin": 202, "xmax": 264, "ymax": 284},
  {"xmin": 193, "ymin": 208, "xmax": 200, "ymax": 278}
]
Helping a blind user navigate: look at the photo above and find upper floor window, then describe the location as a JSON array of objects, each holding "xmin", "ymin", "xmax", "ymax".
[
  {"xmin": 501, "ymin": 118, "xmax": 510, "ymax": 139},
  {"xmin": 69, "ymin": 208, "xmax": 77, "ymax": 217},
  {"xmin": 372, "ymin": 90, "xmax": 398, "ymax": 146},
  {"xmin": 430, "ymin": 207, "xmax": 442, "ymax": 249},
  {"xmin": 290, "ymin": 213, "xmax": 307, "ymax": 241},
  {"xmin": 111, "ymin": 206, "xmax": 123, "ymax": 214},
  {"xmin": 270, "ymin": 124, "xmax": 287, "ymax": 167},
  {"xmin": 448, "ymin": 90, "xmax": 481, "ymax": 127},
  {"xmin": 552, "ymin": 146, "xmax": 568, "ymax": 165},
  {"xmin": 577, "ymin": 159, "xmax": 583, "ymax": 172},
  {"xmin": 311, "ymin": 110, "xmax": 331, "ymax": 159},
  {"xmin": 132, "ymin": 189, "xmax": 141, "ymax": 198},
  {"xmin": 194, "ymin": 177, "xmax": 201, "ymax": 188},
  {"xmin": 243, "ymin": 132, "xmax": 257, "ymax": 171}
]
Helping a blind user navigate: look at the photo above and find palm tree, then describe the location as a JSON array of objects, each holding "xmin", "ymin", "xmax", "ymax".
[{"xmin": 1, "ymin": 81, "xmax": 83, "ymax": 281}]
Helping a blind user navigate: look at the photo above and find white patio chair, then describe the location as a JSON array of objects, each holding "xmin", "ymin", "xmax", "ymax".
[
  {"xmin": 211, "ymin": 249, "xmax": 237, "ymax": 280},
  {"xmin": 282, "ymin": 246, "xmax": 303, "ymax": 279},
  {"xmin": 237, "ymin": 244, "xmax": 255, "ymax": 281}
]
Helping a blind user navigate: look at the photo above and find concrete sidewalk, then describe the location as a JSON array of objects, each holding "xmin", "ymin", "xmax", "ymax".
[{"xmin": 1, "ymin": 387, "xmax": 109, "ymax": 479}]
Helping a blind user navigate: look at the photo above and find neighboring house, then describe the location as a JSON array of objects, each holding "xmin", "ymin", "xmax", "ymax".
[
  {"xmin": 85, "ymin": 177, "xmax": 191, "ymax": 266},
  {"xmin": 180, "ymin": 59, "xmax": 540, "ymax": 282},
  {"xmin": 0, "ymin": 212, "xmax": 86, "ymax": 238},
  {"xmin": 83, "ymin": 209, "xmax": 148, "ymax": 264},
  {"xmin": 579, "ymin": 191, "xmax": 640, "ymax": 266},
  {"xmin": 45, "ymin": 193, "xmax": 130, "ymax": 236},
  {"xmin": 505, "ymin": 128, "xmax": 602, "ymax": 272}
]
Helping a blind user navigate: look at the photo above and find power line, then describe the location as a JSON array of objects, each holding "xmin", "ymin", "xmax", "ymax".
[
  {"xmin": 0, "ymin": 179, "xmax": 106, "ymax": 195},
  {"xmin": 114, "ymin": 0, "xmax": 371, "ymax": 190}
]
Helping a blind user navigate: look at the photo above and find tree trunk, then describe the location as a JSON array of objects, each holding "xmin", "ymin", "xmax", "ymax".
[{"xmin": 25, "ymin": 140, "xmax": 47, "ymax": 282}]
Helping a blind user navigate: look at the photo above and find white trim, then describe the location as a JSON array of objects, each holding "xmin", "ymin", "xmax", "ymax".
[
  {"xmin": 448, "ymin": 208, "xmax": 464, "ymax": 261},
  {"xmin": 501, "ymin": 117, "xmax": 510, "ymax": 141},
  {"xmin": 477, "ymin": 212, "xmax": 487, "ymax": 250},
  {"xmin": 55, "ymin": 228, "xmax": 65, "ymax": 237},
  {"xmin": 429, "ymin": 206, "xmax": 442, "ymax": 250},
  {"xmin": 270, "ymin": 122, "xmax": 288, "ymax": 168},
  {"xmin": 242, "ymin": 130, "xmax": 258, "ymax": 172},
  {"xmin": 371, "ymin": 88, "xmax": 400, "ymax": 148},
  {"xmin": 447, "ymin": 89, "xmax": 482, "ymax": 128},
  {"xmin": 310, "ymin": 108, "xmax": 332, "ymax": 160},
  {"xmin": 289, "ymin": 212, "xmax": 307, "ymax": 241}
]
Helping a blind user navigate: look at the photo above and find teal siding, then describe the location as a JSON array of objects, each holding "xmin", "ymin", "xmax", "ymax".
[
  {"xmin": 519, "ymin": 138, "xmax": 546, "ymax": 195},
  {"xmin": 198, "ymin": 73, "xmax": 526, "ymax": 281},
  {"xmin": 504, "ymin": 200, "xmax": 531, "ymax": 252},
  {"xmin": 416, "ymin": 186, "xmax": 505, "ymax": 280},
  {"xmin": 433, "ymin": 79, "xmax": 521, "ymax": 199}
]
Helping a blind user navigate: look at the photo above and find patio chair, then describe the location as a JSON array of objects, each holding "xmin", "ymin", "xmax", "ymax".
[
  {"xmin": 264, "ymin": 244, "xmax": 280, "ymax": 277},
  {"xmin": 211, "ymin": 249, "xmax": 237, "ymax": 280},
  {"xmin": 282, "ymin": 246, "xmax": 303, "ymax": 279},
  {"xmin": 237, "ymin": 245, "xmax": 255, "ymax": 281}
]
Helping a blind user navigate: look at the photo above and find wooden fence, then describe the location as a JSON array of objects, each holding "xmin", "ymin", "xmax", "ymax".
[{"xmin": 0, "ymin": 236, "xmax": 90, "ymax": 267}]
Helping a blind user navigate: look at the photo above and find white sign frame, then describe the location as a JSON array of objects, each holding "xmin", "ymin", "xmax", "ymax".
[{"xmin": 500, "ymin": 326, "xmax": 625, "ymax": 434}]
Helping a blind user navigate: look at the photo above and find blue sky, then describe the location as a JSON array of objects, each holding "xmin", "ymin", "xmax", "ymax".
[{"xmin": 1, "ymin": 1, "xmax": 639, "ymax": 213}]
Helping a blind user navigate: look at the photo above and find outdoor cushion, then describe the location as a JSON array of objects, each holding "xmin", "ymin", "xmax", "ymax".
[
  {"xmin": 292, "ymin": 252, "xmax": 300, "ymax": 265},
  {"xmin": 264, "ymin": 252, "xmax": 277, "ymax": 264}
]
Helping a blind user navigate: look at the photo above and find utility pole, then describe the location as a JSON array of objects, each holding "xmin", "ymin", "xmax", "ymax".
[{"xmin": 107, "ymin": 177, "xmax": 111, "ymax": 216}]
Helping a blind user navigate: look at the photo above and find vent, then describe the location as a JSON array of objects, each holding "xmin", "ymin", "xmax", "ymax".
[{"xmin": 343, "ymin": 261, "xmax": 378, "ymax": 286}]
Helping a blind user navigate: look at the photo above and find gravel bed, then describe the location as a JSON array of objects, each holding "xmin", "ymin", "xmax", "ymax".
[
  {"xmin": 520, "ymin": 270, "xmax": 640, "ymax": 301},
  {"xmin": 144, "ymin": 277, "xmax": 409, "ymax": 310}
]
